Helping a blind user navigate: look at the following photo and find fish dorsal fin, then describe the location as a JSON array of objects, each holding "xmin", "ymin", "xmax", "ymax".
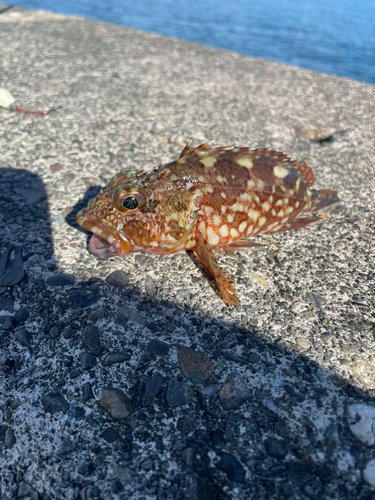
[
  {"xmin": 178, "ymin": 141, "xmax": 221, "ymax": 162},
  {"xmin": 290, "ymin": 159, "xmax": 315, "ymax": 187}
]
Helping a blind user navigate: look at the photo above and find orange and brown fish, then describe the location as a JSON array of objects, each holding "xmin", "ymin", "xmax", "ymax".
[{"xmin": 76, "ymin": 142, "xmax": 339, "ymax": 306}]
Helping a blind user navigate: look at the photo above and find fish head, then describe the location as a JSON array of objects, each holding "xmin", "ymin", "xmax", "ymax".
[{"xmin": 76, "ymin": 170, "xmax": 149, "ymax": 258}]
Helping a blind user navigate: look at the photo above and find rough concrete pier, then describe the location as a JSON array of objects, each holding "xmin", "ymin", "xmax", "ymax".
[{"xmin": 0, "ymin": 5, "xmax": 375, "ymax": 500}]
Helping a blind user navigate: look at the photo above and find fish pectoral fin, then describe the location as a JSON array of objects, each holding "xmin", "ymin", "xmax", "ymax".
[
  {"xmin": 219, "ymin": 239, "xmax": 265, "ymax": 251},
  {"xmin": 194, "ymin": 229, "xmax": 239, "ymax": 307}
]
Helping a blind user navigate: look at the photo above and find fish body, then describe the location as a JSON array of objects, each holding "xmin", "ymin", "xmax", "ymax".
[{"xmin": 76, "ymin": 142, "xmax": 339, "ymax": 306}]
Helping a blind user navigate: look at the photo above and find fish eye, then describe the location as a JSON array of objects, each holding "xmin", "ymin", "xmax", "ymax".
[
  {"xmin": 114, "ymin": 187, "xmax": 147, "ymax": 212},
  {"xmin": 122, "ymin": 196, "xmax": 140, "ymax": 210}
]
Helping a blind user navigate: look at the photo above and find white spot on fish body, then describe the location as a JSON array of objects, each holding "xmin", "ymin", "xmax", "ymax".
[
  {"xmin": 271, "ymin": 209, "xmax": 276, "ymax": 216},
  {"xmin": 205, "ymin": 206, "xmax": 214, "ymax": 215},
  {"xmin": 219, "ymin": 224, "xmax": 229, "ymax": 237},
  {"xmin": 295, "ymin": 178, "xmax": 301, "ymax": 191},
  {"xmin": 217, "ymin": 175, "xmax": 227, "ymax": 184},
  {"xmin": 206, "ymin": 186, "xmax": 213, "ymax": 193},
  {"xmin": 240, "ymin": 192, "xmax": 252, "ymax": 202},
  {"xmin": 91, "ymin": 226, "xmax": 103, "ymax": 235},
  {"xmin": 295, "ymin": 201, "xmax": 300, "ymax": 208},
  {"xmin": 185, "ymin": 239, "xmax": 196, "ymax": 249},
  {"xmin": 170, "ymin": 174, "xmax": 177, "ymax": 181},
  {"xmin": 283, "ymin": 197, "xmax": 289, "ymax": 205},
  {"xmin": 149, "ymin": 241, "xmax": 158, "ymax": 247},
  {"xmin": 258, "ymin": 216, "xmax": 266, "ymax": 227},
  {"xmin": 236, "ymin": 156, "xmax": 253, "ymax": 169},
  {"xmin": 221, "ymin": 205, "xmax": 227, "ymax": 214},
  {"xmin": 230, "ymin": 227, "xmax": 239, "ymax": 238},
  {"xmin": 201, "ymin": 156, "xmax": 217, "ymax": 168},
  {"xmin": 213, "ymin": 215, "xmax": 222, "ymax": 226},
  {"xmin": 247, "ymin": 179, "xmax": 255, "ymax": 189},
  {"xmin": 207, "ymin": 227, "xmax": 219, "ymax": 245},
  {"xmin": 248, "ymin": 209, "xmax": 259, "ymax": 222},
  {"xmin": 286, "ymin": 206, "xmax": 293, "ymax": 214},
  {"xmin": 227, "ymin": 214, "xmax": 234, "ymax": 223},
  {"xmin": 231, "ymin": 202, "xmax": 245, "ymax": 212},
  {"xmin": 198, "ymin": 175, "xmax": 205, "ymax": 182},
  {"xmin": 276, "ymin": 199, "xmax": 283, "ymax": 206},
  {"xmin": 262, "ymin": 201, "xmax": 271, "ymax": 212},
  {"xmin": 278, "ymin": 210, "xmax": 285, "ymax": 217},
  {"xmin": 246, "ymin": 225, "xmax": 254, "ymax": 235},
  {"xmin": 274, "ymin": 165, "xmax": 289, "ymax": 178},
  {"xmin": 239, "ymin": 221, "xmax": 247, "ymax": 233},
  {"xmin": 221, "ymin": 192, "xmax": 227, "ymax": 199},
  {"xmin": 257, "ymin": 179, "xmax": 265, "ymax": 190}
]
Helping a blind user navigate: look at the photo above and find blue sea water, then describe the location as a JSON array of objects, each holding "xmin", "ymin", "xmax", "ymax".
[{"xmin": 9, "ymin": 0, "xmax": 375, "ymax": 84}]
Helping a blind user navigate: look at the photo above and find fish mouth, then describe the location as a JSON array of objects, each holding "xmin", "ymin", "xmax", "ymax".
[{"xmin": 76, "ymin": 211, "xmax": 133, "ymax": 259}]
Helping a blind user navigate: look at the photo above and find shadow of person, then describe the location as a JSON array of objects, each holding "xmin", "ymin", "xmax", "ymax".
[{"xmin": 1, "ymin": 169, "xmax": 374, "ymax": 500}]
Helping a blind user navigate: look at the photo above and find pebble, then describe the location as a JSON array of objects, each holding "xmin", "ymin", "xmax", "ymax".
[
  {"xmin": 46, "ymin": 273, "xmax": 74, "ymax": 286},
  {"xmin": 264, "ymin": 437, "xmax": 288, "ymax": 459},
  {"xmin": 81, "ymin": 352, "xmax": 97, "ymax": 370},
  {"xmin": 216, "ymin": 451, "xmax": 246, "ymax": 483},
  {"xmin": 17, "ymin": 482, "xmax": 39, "ymax": 500},
  {"xmin": 115, "ymin": 465, "xmax": 133, "ymax": 484},
  {"xmin": 218, "ymin": 373, "xmax": 251, "ymax": 410},
  {"xmin": 296, "ymin": 337, "xmax": 310, "ymax": 350},
  {"xmin": 101, "ymin": 427, "xmax": 120, "ymax": 443},
  {"xmin": 106, "ymin": 270, "xmax": 129, "ymax": 288},
  {"xmin": 0, "ymin": 297, "xmax": 14, "ymax": 313},
  {"xmin": 16, "ymin": 188, "xmax": 45, "ymax": 205},
  {"xmin": 0, "ymin": 246, "xmax": 25, "ymax": 287},
  {"xmin": 82, "ymin": 325, "xmax": 102, "ymax": 356},
  {"xmin": 11, "ymin": 307, "xmax": 29, "ymax": 327},
  {"xmin": 224, "ymin": 351, "xmax": 248, "ymax": 364},
  {"xmin": 305, "ymin": 291, "xmax": 326, "ymax": 310},
  {"xmin": 41, "ymin": 391, "xmax": 70, "ymax": 414},
  {"xmin": 4, "ymin": 428, "xmax": 16, "ymax": 449},
  {"xmin": 100, "ymin": 387, "xmax": 133, "ymax": 419},
  {"xmin": 181, "ymin": 447, "xmax": 197, "ymax": 468},
  {"xmin": 118, "ymin": 307, "xmax": 145, "ymax": 325},
  {"xmin": 3, "ymin": 408, "xmax": 12, "ymax": 422},
  {"xmin": 144, "ymin": 274, "xmax": 156, "ymax": 296},
  {"xmin": 15, "ymin": 329, "xmax": 33, "ymax": 353},
  {"xmin": 63, "ymin": 327, "xmax": 74, "ymax": 339},
  {"xmin": 166, "ymin": 380, "xmax": 193, "ymax": 407},
  {"xmin": 347, "ymin": 403, "xmax": 375, "ymax": 446},
  {"xmin": 102, "ymin": 352, "xmax": 131, "ymax": 366},
  {"xmin": 142, "ymin": 375, "xmax": 164, "ymax": 406},
  {"xmin": 82, "ymin": 382, "xmax": 94, "ymax": 403},
  {"xmin": 2, "ymin": 316, "xmax": 13, "ymax": 331},
  {"xmin": 147, "ymin": 339, "xmax": 170, "ymax": 356},
  {"xmin": 363, "ymin": 459, "xmax": 375, "ymax": 487},
  {"xmin": 141, "ymin": 459, "xmax": 153, "ymax": 471},
  {"xmin": 49, "ymin": 162, "xmax": 62, "ymax": 172},
  {"xmin": 177, "ymin": 346, "xmax": 214, "ymax": 384},
  {"xmin": 70, "ymin": 288, "xmax": 101, "ymax": 308},
  {"xmin": 49, "ymin": 325, "xmax": 60, "ymax": 339}
]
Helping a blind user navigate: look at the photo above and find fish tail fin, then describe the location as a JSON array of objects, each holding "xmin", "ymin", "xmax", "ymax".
[{"xmin": 310, "ymin": 188, "xmax": 340, "ymax": 213}]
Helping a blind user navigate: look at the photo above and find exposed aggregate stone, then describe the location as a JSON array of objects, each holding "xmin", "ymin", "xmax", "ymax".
[{"xmin": 0, "ymin": 5, "xmax": 375, "ymax": 500}]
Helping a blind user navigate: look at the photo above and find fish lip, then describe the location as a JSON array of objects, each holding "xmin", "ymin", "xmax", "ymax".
[{"xmin": 76, "ymin": 211, "xmax": 133, "ymax": 258}]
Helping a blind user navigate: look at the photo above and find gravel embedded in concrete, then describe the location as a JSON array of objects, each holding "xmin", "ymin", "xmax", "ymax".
[{"xmin": 0, "ymin": 5, "xmax": 375, "ymax": 500}]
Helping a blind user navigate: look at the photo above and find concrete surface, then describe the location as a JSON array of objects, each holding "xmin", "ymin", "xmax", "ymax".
[{"xmin": 0, "ymin": 5, "xmax": 375, "ymax": 500}]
